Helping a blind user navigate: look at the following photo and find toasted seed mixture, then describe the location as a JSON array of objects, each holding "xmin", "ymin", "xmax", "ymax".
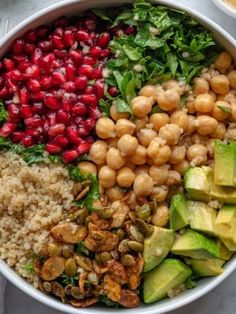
[{"xmin": 0, "ymin": 151, "xmax": 75, "ymax": 285}]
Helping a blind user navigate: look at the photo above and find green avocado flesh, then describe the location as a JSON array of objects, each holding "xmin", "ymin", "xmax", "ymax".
[
  {"xmin": 171, "ymin": 229, "xmax": 219, "ymax": 259},
  {"xmin": 170, "ymin": 193, "xmax": 188, "ymax": 231},
  {"xmin": 143, "ymin": 226, "xmax": 174, "ymax": 272},
  {"xmin": 143, "ymin": 259, "xmax": 192, "ymax": 303},
  {"xmin": 188, "ymin": 258, "xmax": 224, "ymax": 277}
]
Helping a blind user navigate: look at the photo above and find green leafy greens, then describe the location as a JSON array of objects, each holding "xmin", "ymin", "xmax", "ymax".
[{"xmin": 0, "ymin": 101, "xmax": 8, "ymax": 124}]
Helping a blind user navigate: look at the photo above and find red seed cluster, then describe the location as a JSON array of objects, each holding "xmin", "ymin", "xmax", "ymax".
[{"xmin": 0, "ymin": 14, "xmax": 112, "ymax": 163}]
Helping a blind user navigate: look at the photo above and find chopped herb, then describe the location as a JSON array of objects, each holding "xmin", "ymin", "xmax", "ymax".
[
  {"xmin": 185, "ymin": 274, "xmax": 199, "ymax": 289},
  {"xmin": 217, "ymin": 105, "xmax": 231, "ymax": 113},
  {"xmin": 23, "ymin": 262, "xmax": 34, "ymax": 274},
  {"xmin": 48, "ymin": 154, "xmax": 62, "ymax": 164},
  {"xmin": 23, "ymin": 144, "xmax": 45, "ymax": 165},
  {"xmin": 60, "ymin": 273, "xmax": 79, "ymax": 285},
  {"xmin": 98, "ymin": 295, "xmax": 120, "ymax": 308},
  {"xmin": 0, "ymin": 101, "xmax": 8, "ymax": 124},
  {"xmin": 99, "ymin": 99, "xmax": 111, "ymax": 117},
  {"xmin": 75, "ymin": 241, "xmax": 90, "ymax": 257}
]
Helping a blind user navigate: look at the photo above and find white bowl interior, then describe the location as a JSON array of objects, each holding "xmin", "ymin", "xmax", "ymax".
[
  {"xmin": 212, "ymin": 0, "xmax": 236, "ymax": 19},
  {"xmin": 0, "ymin": 1, "xmax": 235, "ymax": 314}
]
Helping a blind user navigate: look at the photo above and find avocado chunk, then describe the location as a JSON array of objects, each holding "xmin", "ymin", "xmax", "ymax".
[
  {"xmin": 215, "ymin": 205, "xmax": 236, "ymax": 251},
  {"xmin": 143, "ymin": 226, "xmax": 174, "ymax": 272},
  {"xmin": 170, "ymin": 193, "xmax": 188, "ymax": 231},
  {"xmin": 214, "ymin": 140, "xmax": 236, "ymax": 187},
  {"xmin": 184, "ymin": 167, "xmax": 211, "ymax": 201},
  {"xmin": 187, "ymin": 201, "xmax": 217, "ymax": 236},
  {"xmin": 188, "ymin": 258, "xmax": 224, "ymax": 277},
  {"xmin": 217, "ymin": 239, "xmax": 234, "ymax": 261},
  {"xmin": 171, "ymin": 229, "xmax": 219, "ymax": 259},
  {"xmin": 143, "ymin": 258, "xmax": 192, "ymax": 303}
]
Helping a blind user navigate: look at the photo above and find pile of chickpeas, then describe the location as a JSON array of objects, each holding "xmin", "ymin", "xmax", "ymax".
[{"xmin": 78, "ymin": 51, "xmax": 236, "ymax": 208}]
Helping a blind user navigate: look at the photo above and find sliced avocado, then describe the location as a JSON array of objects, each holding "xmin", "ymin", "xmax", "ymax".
[
  {"xmin": 171, "ymin": 229, "xmax": 219, "ymax": 259},
  {"xmin": 170, "ymin": 193, "xmax": 188, "ymax": 231},
  {"xmin": 143, "ymin": 226, "xmax": 174, "ymax": 272},
  {"xmin": 215, "ymin": 205, "xmax": 236, "ymax": 251},
  {"xmin": 188, "ymin": 258, "xmax": 224, "ymax": 277},
  {"xmin": 187, "ymin": 201, "xmax": 217, "ymax": 236},
  {"xmin": 184, "ymin": 167, "xmax": 211, "ymax": 201},
  {"xmin": 214, "ymin": 140, "xmax": 236, "ymax": 187},
  {"xmin": 143, "ymin": 258, "xmax": 192, "ymax": 303},
  {"xmin": 217, "ymin": 239, "xmax": 234, "ymax": 261}
]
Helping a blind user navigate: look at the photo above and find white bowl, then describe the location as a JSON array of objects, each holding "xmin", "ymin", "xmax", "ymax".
[
  {"xmin": 0, "ymin": 1, "xmax": 236, "ymax": 313},
  {"xmin": 212, "ymin": 0, "xmax": 236, "ymax": 19}
]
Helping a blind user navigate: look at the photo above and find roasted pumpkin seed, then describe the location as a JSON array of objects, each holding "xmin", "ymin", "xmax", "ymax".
[
  {"xmin": 127, "ymin": 241, "xmax": 143, "ymax": 252},
  {"xmin": 71, "ymin": 286, "xmax": 81, "ymax": 300},
  {"xmin": 121, "ymin": 254, "xmax": 136, "ymax": 267},
  {"xmin": 42, "ymin": 281, "xmax": 52, "ymax": 293},
  {"xmin": 48, "ymin": 242, "xmax": 60, "ymax": 257},
  {"xmin": 129, "ymin": 224, "xmax": 144, "ymax": 243},
  {"xmin": 65, "ymin": 258, "xmax": 77, "ymax": 277},
  {"xmin": 118, "ymin": 239, "xmax": 130, "ymax": 253},
  {"xmin": 75, "ymin": 255, "xmax": 93, "ymax": 272},
  {"xmin": 51, "ymin": 282, "xmax": 65, "ymax": 298},
  {"xmin": 41, "ymin": 257, "xmax": 65, "ymax": 281},
  {"xmin": 133, "ymin": 218, "xmax": 153, "ymax": 236},
  {"xmin": 87, "ymin": 271, "xmax": 99, "ymax": 285}
]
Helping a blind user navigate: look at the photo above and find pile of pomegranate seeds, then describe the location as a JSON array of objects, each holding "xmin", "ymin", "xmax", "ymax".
[{"xmin": 0, "ymin": 14, "xmax": 112, "ymax": 163}]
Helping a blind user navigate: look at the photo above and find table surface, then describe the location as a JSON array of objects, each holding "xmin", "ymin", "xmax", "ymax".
[{"xmin": 1, "ymin": 0, "xmax": 236, "ymax": 313}]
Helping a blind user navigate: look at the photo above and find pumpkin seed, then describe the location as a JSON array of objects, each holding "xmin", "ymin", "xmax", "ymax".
[
  {"xmin": 65, "ymin": 258, "xmax": 77, "ymax": 277},
  {"xmin": 51, "ymin": 282, "xmax": 65, "ymax": 298},
  {"xmin": 129, "ymin": 224, "xmax": 144, "ymax": 243},
  {"xmin": 87, "ymin": 271, "xmax": 99, "ymax": 285},
  {"xmin": 100, "ymin": 207, "xmax": 114, "ymax": 219},
  {"xmin": 100, "ymin": 252, "xmax": 112, "ymax": 263},
  {"xmin": 61, "ymin": 244, "xmax": 74, "ymax": 258},
  {"xmin": 116, "ymin": 229, "xmax": 125, "ymax": 241},
  {"xmin": 75, "ymin": 186, "xmax": 90, "ymax": 201},
  {"xmin": 71, "ymin": 286, "xmax": 81, "ymax": 300},
  {"xmin": 121, "ymin": 254, "xmax": 136, "ymax": 267},
  {"xmin": 64, "ymin": 284, "xmax": 73, "ymax": 295},
  {"xmin": 41, "ymin": 257, "xmax": 65, "ymax": 281},
  {"xmin": 48, "ymin": 242, "xmax": 60, "ymax": 257},
  {"xmin": 127, "ymin": 241, "xmax": 143, "ymax": 252},
  {"xmin": 136, "ymin": 204, "xmax": 151, "ymax": 220},
  {"xmin": 75, "ymin": 255, "xmax": 93, "ymax": 272},
  {"xmin": 118, "ymin": 239, "xmax": 130, "ymax": 253},
  {"xmin": 110, "ymin": 249, "xmax": 119, "ymax": 260},
  {"xmin": 133, "ymin": 218, "xmax": 153, "ymax": 236},
  {"xmin": 42, "ymin": 281, "xmax": 52, "ymax": 293},
  {"xmin": 69, "ymin": 207, "xmax": 88, "ymax": 224}
]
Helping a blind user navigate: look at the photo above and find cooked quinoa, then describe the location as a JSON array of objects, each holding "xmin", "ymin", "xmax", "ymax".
[{"xmin": 0, "ymin": 151, "xmax": 76, "ymax": 285}]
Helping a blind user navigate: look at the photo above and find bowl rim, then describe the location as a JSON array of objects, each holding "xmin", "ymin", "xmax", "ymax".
[
  {"xmin": 212, "ymin": 0, "xmax": 236, "ymax": 19},
  {"xmin": 0, "ymin": 0, "xmax": 236, "ymax": 313}
]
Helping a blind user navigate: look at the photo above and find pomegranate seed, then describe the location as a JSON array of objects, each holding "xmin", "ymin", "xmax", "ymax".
[
  {"xmin": 48, "ymin": 123, "xmax": 65, "ymax": 136},
  {"xmin": 39, "ymin": 53, "xmax": 55, "ymax": 69},
  {"xmin": 11, "ymin": 131, "xmax": 25, "ymax": 143},
  {"xmin": 32, "ymin": 48, "xmax": 43, "ymax": 64},
  {"xmin": 56, "ymin": 110, "xmax": 69, "ymax": 124},
  {"xmin": 21, "ymin": 104, "xmax": 32, "ymax": 118},
  {"xmin": 12, "ymin": 39, "xmax": 25, "ymax": 55},
  {"xmin": 76, "ymin": 30, "xmax": 89, "ymax": 42},
  {"xmin": 62, "ymin": 81, "xmax": 76, "ymax": 92},
  {"xmin": 52, "ymin": 34, "xmax": 65, "ymax": 50},
  {"xmin": 84, "ymin": 19, "xmax": 97, "ymax": 31},
  {"xmin": 25, "ymin": 30, "xmax": 37, "ymax": 42},
  {"xmin": 89, "ymin": 32, "xmax": 97, "ymax": 43},
  {"xmin": 47, "ymin": 112, "xmax": 57, "ymax": 125},
  {"xmin": 32, "ymin": 102, "xmax": 43, "ymax": 114},
  {"xmin": 54, "ymin": 27, "xmax": 64, "ymax": 36},
  {"xmin": 91, "ymin": 67, "xmax": 102, "ymax": 79},
  {"xmin": 62, "ymin": 149, "xmax": 79, "ymax": 163},
  {"xmin": 94, "ymin": 79, "xmax": 105, "ymax": 98},
  {"xmin": 108, "ymin": 86, "xmax": 118, "ymax": 97},
  {"xmin": 67, "ymin": 125, "xmax": 80, "ymax": 144},
  {"xmin": 53, "ymin": 135, "xmax": 69, "ymax": 148},
  {"xmin": 3, "ymin": 58, "xmax": 15, "ymax": 71},
  {"xmin": 77, "ymin": 123, "xmax": 90, "ymax": 137},
  {"xmin": 8, "ymin": 103, "xmax": 20, "ymax": 121},
  {"xmin": 62, "ymin": 100, "xmax": 72, "ymax": 112},
  {"xmin": 75, "ymin": 76, "xmax": 88, "ymax": 90},
  {"xmin": 54, "ymin": 16, "xmax": 69, "ymax": 28},
  {"xmin": 19, "ymin": 88, "xmax": 30, "ymax": 104},
  {"xmin": 100, "ymin": 48, "xmax": 110, "ymax": 58},
  {"xmin": 25, "ymin": 128, "xmax": 39, "ymax": 137},
  {"xmin": 44, "ymin": 94, "xmax": 60, "ymax": 110},
  {"xmin": 22, "ymin": 135, "xmax": 35, "ymax": 147},
  {"xmin": 54, "ymin": 49, "xmax": 68, "ymax": 59},
  {"xmin": 40, "ymin": 76, "xmax": 52, "ymax": 90},
  {"xmin": 69, "ymin": 50, "xmax": 83, "ymax": 64},
  {"xmin": 77, "ymin": 140, "xmax": 92, "ymax": 154},
  {"xmin": 84, "ymin": 86, "xmax": 94, "ymax": 95},
  {"xmin": 9, "ymin": 69, "xmax": 23, "ymax": 81},
  {"xmin": 24, "ymin": 64, "xmax": 40, "ymax": 79},
  {"xmin": 0, "ymin": 122, "xmax": 17, "ymax": 137},
  {"xmin": 36, "ymin": 25, "xmax": 49, "ymax": 38},
  {"xmin": 125, "ymin": 26, "xmax": 136, "ymax": 35},
  {"xmin": 66, "ymin": 63, "xmax": 76, "ymax": 81},
  {"xmin": 0, "ymin": 77, "xmax": 3, "ymax": 87},
  {"xmin": 38, "ymin": 40, "xmax": 53, "ymax": 52},
  {"xmin": 87, "ymin": 106, "xmax": 101, "ymax": 119},
  {"xmin": 63, "ymin": 92, "xmax": 77, "ymax": 104},
  {"xmin": 64, "ymin": 30, "xmax": 75, "ymax": 47},
  {"xmin": 31, "ymin": 91, "xmax": 45, "ymax": 101},
  {"xmin": 71, "ymin": 102, "xmax": 87, "ymax": 116},
  {"xmin": 46, "ymin": 142, "xmax": 62, "ymax": 153},
  {"xmin": 0, "ymin": 87, "xmax": 9, "ymax": 98},
  {"xmin": 12, "ymin": 55, "xmax": 28, "ymax": 64},
  {"xmin": 96, "ymin": 32, "xmax": 111, "ymax": 48},
  {"xmin": 52, "ymin": 71, "xmax": 66, "ymax": 85},
  {"xmin": 24, "ymin": 116, "xmax": 42, "ymax": 128},
  {"xmin": 85, "ymin": 117, "xmax": 96, "ymax": 129},
  {"xmin": 18, "ymin": 60, "xmax": 31, "ymax": 72},
  {"xmin": 24, "ymin": 43, "xmax": 36, "ymax": 54},
  {"xmin": 89, "ymin": 46, "xmax": 102, "ymax": 58},
  {"xmin": 78, "ymin": 64, "xmax": 93, "ymax": 78},
  {"xmin": 6, "ymin": 79, "xmax": 17, "ymax": 93},
  {"xmin": 83, "ymin": 56, "xmax": 97, "ymax": 66},
  {"xmin": 80, "ymin": 94, "xmax": 98, "ymax": 107},
  {"xmin": 27, "ymin": 78, "xmax": 40, "ymax": 92}
]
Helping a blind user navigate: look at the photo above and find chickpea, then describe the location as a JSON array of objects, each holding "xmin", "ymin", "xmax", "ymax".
[
  {"xmin": 173, "ymin": 160, "xmax": 190, "ymax": 175},
  {"xmin": 170, "ymin": 110, "xmax": 189, "ymax": 130},
  {"xmin": 225, "ymin": 127, "xmax": 236, "ymax": 140},
  {"xmin": 147, "ymin": 138, "xmax": 171, "ymax": 165},
  {"xmin": 125, "ymin": 161, "xmax": 136, "ymax": 170},
  {"xmin": 117, "ymin": 167, "xmax": 135, "ymax": 188},
  {"xmin": 209, "ymin": 91, "xmax": 217, "ymax": 102},
  {"xmin": 129, "ymin": 145, "xmax": 147, "ymax": 165},
  {"xmin": 212, "ymin": 101, "xmax": 231, "ymax": 121},
  {"xmin": 162, "ymin": 80, "xmax": 179, "ymax": 90},
  {"xmin": 139, "ymin": 85, "xmax": 157, "ymax": 98},
  {"xmin": 149, "ymin": 165, "xmax": 169, "ymax": 185},
  {"xmin": 105, "ymin": 186, "xmax": 125, "ymax": 202},
  {"xmin": 115, "ymin": 119, "xmax": 136, "ymax": 137},
  {"xmin": 214, "ymin": 51, "xmax": 232, "ymax": 73},
  {"xmin": 135, "ymin": 165, "xmax": 149, "ymax": 175},
  {"xmin": 117, "ymin": 134, "xmax": 138, "ymax": 156},
  {"xmin": 194, "ymin": 93, "xmax": 214, "ymax": 113},
  {"xmin": 149, "ymin": 113, "xmax": 170, "ymax": 132},
  {"xmin": 166, "ymin": 170, "xmax": 182, "ymax": 186},
  {"xmin": 159, "ymin": 124, "xmax": 183, "ymax": 145},
  {"xmin": 193, "ymin": 77, "xmax": 209, "ymax": 95},
  {"xmin": 89, "ymin": 140, "xmax": 108, "ymax": 165},
  {"xmin": 228, "ymin": 70, "xmax": 236, "ymax": 89},
  {"xmin": 137, "ymin": 128, "xmax": 157, "ymax": 147},
  {"xmin": 231, "ymin": 104, "xmax": 236, "ymax": 122},
  {"xmin": 134, "ymin": 117, "xmax": 148, "ymax": 132},
  {"xmin": 95, "ymin": 117, "xmax": 116, "ymax": 139},
  {"xmin": 133, "ymin": 173, "xmax": 154, "ymax": 197},
  {"xmin": 78, "ymin": 161, "xmax": 97, "ymax": 175},
  {"xmin": 106, "ymin": 137, "xmax": 119, "ymax": 148},
  {"xmin": 110, "ymin": 103, "xmax": 130, "ymax": 121},
  {"xmin": 98, "ymin": 166, "xmax": 116, "ymax": 188},
  {"xmin": 157, "ymin": 89, "xmax": 180, "ymax": 111},
  {"xmin": 169, "ymin": 145, "xmax": 186, "ymax": 164},
  {"xmin": 184, "ymin": 116, "xmax": 196, "ymax": 134},
  {"xmin": 186, "ymin": 100, "xmax": 196, "ymax": 114},
  {"xmin": 187, "ymin": 144, "xmax": 208, "ymax": 166},
  {"xmin": 210, "ymin": 122, "xmax": 226, "ymax": 140},
  {"xmin": 191, "ymin": 133, "xmax": 207, "ymax": 145},
  {"xmin": 151, "ymin": 185, "xmax": 169, "ymax": 202},
  {"xmin": 196, "ymin": 115, "xmax": 218, "ymax": 135},
  {"xmin": 106, "ymin": 148, "xmax": 126, "ymax": 170},
  {"xmin": 131, "ymin": 96, "xmax": 154, "ymax": 118},
  {"xmin": 147, "ymin": 156, "xmax": 155, "ymax": 166},
  {"xmin": 151, "ymin": 204, "xmax": 169, "ymax": 226},
  {"xmin": 210, "ymin": 75, "xmax": 230, "ymax": 94}
]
